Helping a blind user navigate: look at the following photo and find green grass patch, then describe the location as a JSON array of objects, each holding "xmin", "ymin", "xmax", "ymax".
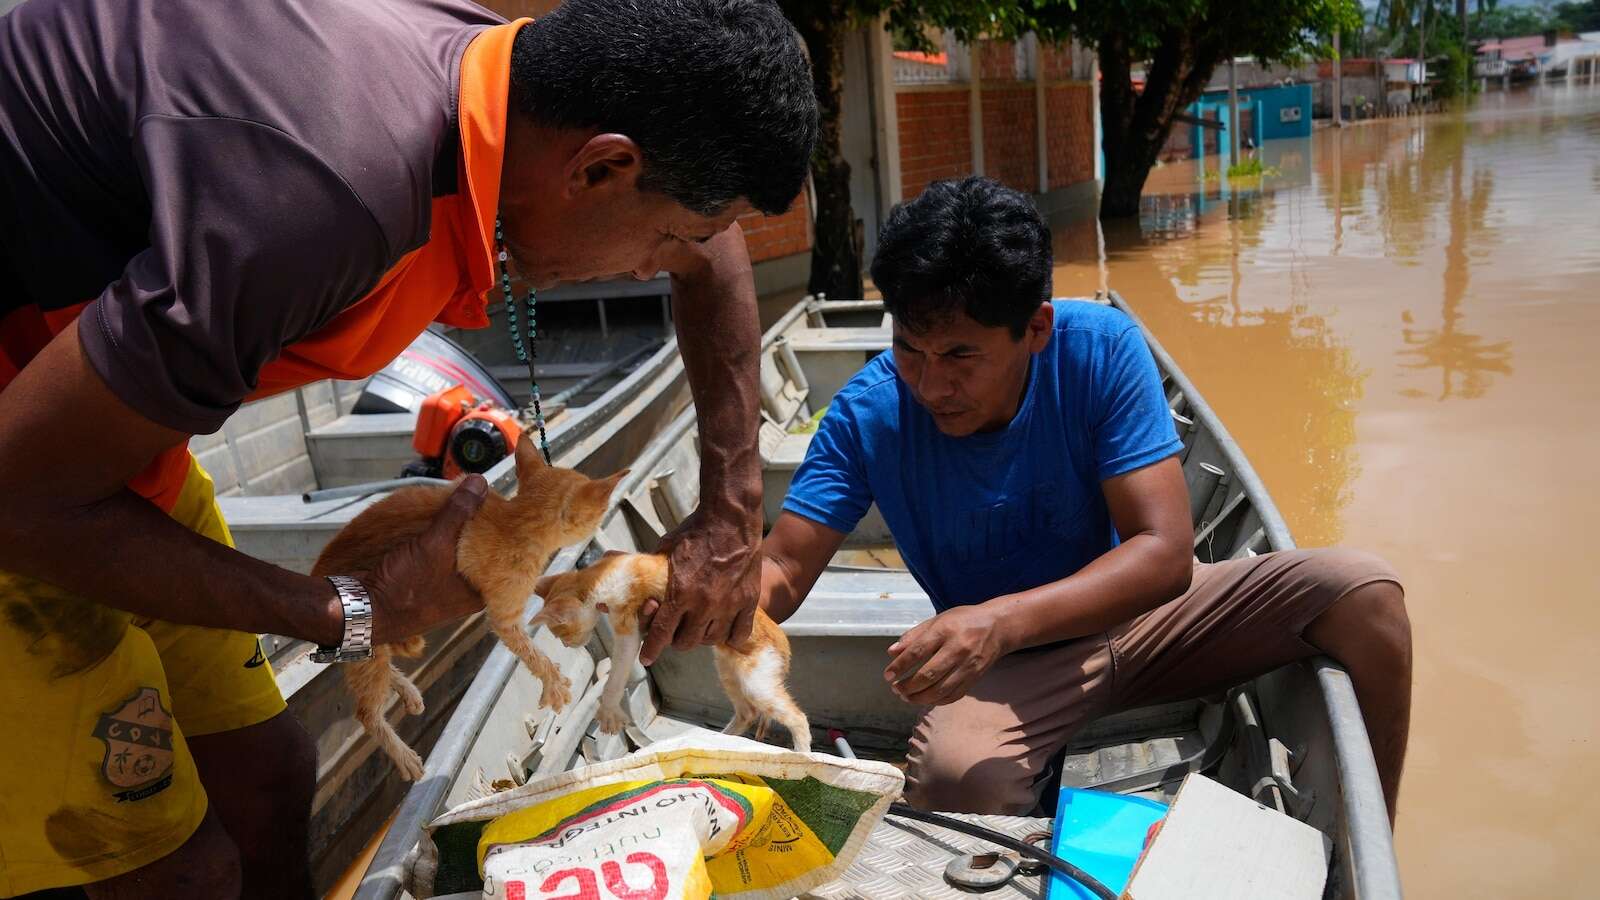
[{"xmin": 1202, "ymin": 158, "xmax": 1282, "ymax": 181}]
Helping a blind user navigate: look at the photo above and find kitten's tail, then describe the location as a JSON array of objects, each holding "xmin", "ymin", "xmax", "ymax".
[{"xmin": 396, "ymin": 635, "xmax": 427, "ymax": 658}]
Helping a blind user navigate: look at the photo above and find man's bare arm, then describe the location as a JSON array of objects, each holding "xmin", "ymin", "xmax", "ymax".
[
  {"xmin": 0, "ymin": 326, "xmax": 486, "ymax": 645},
  {"xmin": 985, "ymin": 455, "xmax": 1194, "ymax": 650},
  {"xmin": 760, "ymin": 512, "xmax": 849, "ymax": 624},
  {"xmin": 885, "ymin": 457, "xmax": 1194, "ymax": 705},
  {"xmin": 642, "ymin": 221, "xmax": 766, "ymax": 664}
]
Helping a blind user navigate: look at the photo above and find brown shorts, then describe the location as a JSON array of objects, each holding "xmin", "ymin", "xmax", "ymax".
[{"xmin": 903, "ymin": 548, "xmax": 1401, "ymax": 814}]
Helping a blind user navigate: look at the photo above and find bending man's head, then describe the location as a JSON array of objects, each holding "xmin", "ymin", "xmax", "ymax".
[
  {"xmin": 501, "ymin": 0, "xmax": 817, "ymax": 287},
  {"xmin": 871, "ymin": 177, "xmax": 1056, "ymax": 436}
]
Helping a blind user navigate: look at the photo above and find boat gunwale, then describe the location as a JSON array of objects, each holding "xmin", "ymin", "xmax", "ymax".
[{"xmin": 1109, "ymin": 290, "xmax": 1401, "ymax": 900}]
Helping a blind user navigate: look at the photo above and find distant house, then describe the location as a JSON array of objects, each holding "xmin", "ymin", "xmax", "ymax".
[
  {"xmin": 1383, "ymin": 58, "xmax": 1426, "ymax": 85},
  {"xmin": 1477, "ymin": 31, "xmax": 1600, "ymax": 80},
  {"xmin": 1478, "ymin": 34, "xmax": 1555, "ymax": 79}
]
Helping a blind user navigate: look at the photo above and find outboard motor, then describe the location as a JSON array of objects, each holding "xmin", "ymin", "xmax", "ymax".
[{"xmin": 353, "ymin": 328, "xmax": 514, "ymax": 414}]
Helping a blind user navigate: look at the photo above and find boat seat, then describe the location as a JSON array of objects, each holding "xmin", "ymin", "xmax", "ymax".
[
  {"xmin": 760, "ymin": 429, "xmax": 894, "ymax": 543},
  {"xmin": 781, "ymin": 567, "xmax": 934, "ymax": 637},
  {"xmin": 303, "ymin": 411, "xmax": 417, "ymax": 488},
  {"xmin": 781, "ymin": 326, "xmax": 892, "ymax": 353},
  {"xmin": 764, "ymin": 428, "xmax": 814, "ymax": 471},
  {"xmin": 217, "ymin": 493, "xmax": 381, "ymax": 574},
  {"xmin": 780, "ymin": 327, "xmax": 889, "ymax": 408}
]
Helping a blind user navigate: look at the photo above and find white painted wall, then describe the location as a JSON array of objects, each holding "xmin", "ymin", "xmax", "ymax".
[{"xmin": 840, "ymin": 27, "xmax": 883, "ymax": 266}]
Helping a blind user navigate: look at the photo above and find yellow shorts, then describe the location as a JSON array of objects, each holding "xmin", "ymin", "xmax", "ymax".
[{"xmin": 0, "ymin": 458, "xmax": 287, "ymax": 896}]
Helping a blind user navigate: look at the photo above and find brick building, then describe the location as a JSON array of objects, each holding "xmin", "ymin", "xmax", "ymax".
[{"xmin": 833, "ymin": 25, "xmax": 1101, "ymax": 275}]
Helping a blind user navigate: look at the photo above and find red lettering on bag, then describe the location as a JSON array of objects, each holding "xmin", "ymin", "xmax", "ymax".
[
  {"xmin": 506, "ymin": 882, "xmax": 526, "ymax": 900},
  {"xmin": 540, "ymin": 868, "xmax": 600, "ymax": 900},
  {"xmin": 601, "ymin": 852, "xmax": 669, "ymax": 900}
]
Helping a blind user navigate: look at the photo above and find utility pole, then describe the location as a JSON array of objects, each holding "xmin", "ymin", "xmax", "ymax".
[
  {"xmin": 1227, "ymin": 57, "xmax": 1240, "ymax": 164},
  {"xmin": 1333, "ymin": 29, "xmax": 1344, "ymax": 126}
]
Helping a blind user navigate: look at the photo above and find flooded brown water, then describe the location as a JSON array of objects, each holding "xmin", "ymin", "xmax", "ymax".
[{"xmin": 1049, "ymin": 84, "xmax": 1600, "ymax": 896}]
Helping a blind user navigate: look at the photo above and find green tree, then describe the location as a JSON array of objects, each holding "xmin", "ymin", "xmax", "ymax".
[
  {"xmin": 1030, "ymin": 0, "xmax": 1362, "ymax": 218},
  {"xmin": 1554, "ymin": 0, "xmax": 1600, "ymax": 32},
  {"xmin": 1474, "ymin": 4, "xmax": 1554, "ymax": 36},
  {"xmin": 779, "ymin": 1, "xmax": 1034, "ymax": 301}
]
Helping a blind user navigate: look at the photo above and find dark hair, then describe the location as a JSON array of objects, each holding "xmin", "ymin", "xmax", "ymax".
[
  {"xmin": 510, "ymin": 0, "xmax": 817, "ymax": 217},
  {"xmin": 870, "ymin": 176, "xmax": 1052, "ymax": 338}
]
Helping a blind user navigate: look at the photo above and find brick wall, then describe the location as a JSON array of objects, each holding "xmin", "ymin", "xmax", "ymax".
[
  {"xmin": 739, "ymin": 193, "xmax": 811, "ymax": 263},
  {"xmin": 981, "ymin": 85, "xmax": 1037, "ymax": 194},
  {"xmin": 1045, "ymin": 84, "xmax": 1094, "ymax": 188},
  {"xmin": 977, "ymin": 40, "xmax": 1021, "ymax": 81},
  {"xmin": 1038, "ymin": 43, "xmax": 1074, "ymax": 82},
  {"xmin": 896, "ymin": 88, "xmax": 974, "ymax": 199}
]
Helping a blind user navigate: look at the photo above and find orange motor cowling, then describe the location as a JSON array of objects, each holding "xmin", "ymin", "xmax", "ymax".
[{"xmin": 410, "ymin": 384, "xmax": 521, "ymax": 480}]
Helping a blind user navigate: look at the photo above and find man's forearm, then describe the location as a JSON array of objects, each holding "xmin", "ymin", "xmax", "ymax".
[
  {"xmin": 669, "ymin": 224, "xmax": 762, "ymax": 528},
  {"xmin": 759, "ymin": 555, "xmax": 802, "ymax": 624},
  {"xmin": 0, "ymin": 490, "xmax": 341, "ymax": 644},
  {"xmin": 985, "ymin": 534, "xmax": 1193, "ymax": 653}
]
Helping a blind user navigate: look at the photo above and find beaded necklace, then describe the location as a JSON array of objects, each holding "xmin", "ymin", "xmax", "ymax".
[{"xmin": 494, "ymin": 217, "xmax": 551, "ymax": 464}]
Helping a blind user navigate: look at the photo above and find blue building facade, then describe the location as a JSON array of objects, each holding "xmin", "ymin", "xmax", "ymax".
[{"xmin": 1186, "ymin": 82, "xmax": 1313, "ymax": 159}]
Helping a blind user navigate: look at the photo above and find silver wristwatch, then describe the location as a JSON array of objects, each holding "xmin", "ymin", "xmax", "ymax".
[{"xmin": 311, "ymin": 575, "xmax": 375, "ymax": 663}]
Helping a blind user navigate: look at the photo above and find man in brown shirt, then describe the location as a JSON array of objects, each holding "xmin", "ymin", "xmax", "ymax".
[{"xmin": 0, "ymin": 0, "xmax": 817, "ymax": 896}]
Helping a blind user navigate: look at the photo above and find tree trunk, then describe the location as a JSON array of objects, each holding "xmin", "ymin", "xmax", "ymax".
[
  {"xmin": 788, "ymin": 7, "xmax": 863, "ymax": 300},
  {"xmin": 1097, "ymin": 35, "xmax": 1147, "ymax": 218},
  {"xmin": 1098, "ymin": 31, "xmax": 1220, "ymax": 219}
]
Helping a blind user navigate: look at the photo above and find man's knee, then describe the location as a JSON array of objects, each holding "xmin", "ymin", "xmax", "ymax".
[
  {"xmin": 1304, "ymin": 550, "xmax": 1410, "ymax": 671},
  {"xmin": 904, "ymin": 744, "xmax": 1036, "ymax": 814}
]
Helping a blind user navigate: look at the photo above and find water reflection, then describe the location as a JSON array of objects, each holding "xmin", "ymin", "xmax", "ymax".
[
  {"xmin": 1397, "ymin": 123, "xmax": 1512, "ymax": 400},
  {"xmin": 1048, "ymin": 84, "xmax": 1600, "ymax": 897}
]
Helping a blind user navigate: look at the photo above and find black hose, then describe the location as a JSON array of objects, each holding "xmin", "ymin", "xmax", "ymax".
[{"xmin": 885, "ymin": 802, "xmax": 1119, "ymax": 900}]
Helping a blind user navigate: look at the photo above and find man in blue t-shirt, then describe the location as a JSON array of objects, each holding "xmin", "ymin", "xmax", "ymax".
[{"xmin": 759, "ymin": 177, "xmax": 1411, "ymax": 821}]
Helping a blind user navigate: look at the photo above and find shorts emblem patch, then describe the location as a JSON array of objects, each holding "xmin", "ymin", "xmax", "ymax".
[{"xmin": 92, "ymin": 686, "xmax": 175, "ymax": 801}]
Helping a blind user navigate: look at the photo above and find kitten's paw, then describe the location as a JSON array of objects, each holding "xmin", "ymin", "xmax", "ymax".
[
  {"xmin": 541, "ymin": 676, "xmax": 573, "ymax": 711},
  {"xmin": 596, "ymin": 704, "xmax": 628, "ymax": 734},
  {"xmin": 395, "ymin": 748, "xmax": 425, "ymax": 782},
  {"xmin": 396, "ymin": 681, "xmax": 426, "ymax": 716}
]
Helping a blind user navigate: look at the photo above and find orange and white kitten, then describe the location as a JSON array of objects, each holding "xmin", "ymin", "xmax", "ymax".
[
  {"xmin": 312, "ymin": 438, "xmax": 627, "ymax": 780},
  {"xmin": 533, "ymin": 553, "xmax": 811, "ymax": 752}
]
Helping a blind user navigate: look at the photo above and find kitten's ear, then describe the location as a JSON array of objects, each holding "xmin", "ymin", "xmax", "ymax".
[
  {"xmin": 533, "ymin": 573, "xmax": 559, "ymax": 597},
  {"xmin": 577, "ymin": 468, "xmax": 627, "ymax": 504},
  {"xmin": 514, "ymin": 433, "xmax": 546, "ymax": 477}
]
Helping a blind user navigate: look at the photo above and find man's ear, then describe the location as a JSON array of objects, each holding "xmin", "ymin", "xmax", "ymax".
[
  {"xmin": 564, "ymin": 133, "xmax": 643, "ymax": 197},
  {"xmin": 1026, "ymin": 301, "xmax": 1055, "ymax": 353}
]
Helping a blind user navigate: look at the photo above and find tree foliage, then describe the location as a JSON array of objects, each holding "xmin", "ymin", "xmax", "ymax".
[
  {"xmin": 1030, "ymin": 0, "xmax": 1359, "ymax": 65},
  {"xmin": 1474, "ymin": 4, "xmax": 1556, "ymax": 36},
  {"xmin": 1554, "ymin": 0, "xmax": 1600, "ymax": 32},
  {"xmin": 1467, "ymin": 0, "xmax": 1600, "ymax": 36},
  {"xmin": 1026, "ymin": 0, "xmax": 1360, "ymax": 217}
]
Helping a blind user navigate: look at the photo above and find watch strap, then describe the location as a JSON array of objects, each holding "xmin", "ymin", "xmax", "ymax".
[{"xmin": 311, "ymin": 575, "xmax": 374, "ymax": 663}]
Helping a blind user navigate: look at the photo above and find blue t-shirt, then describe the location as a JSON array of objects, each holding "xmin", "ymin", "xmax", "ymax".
[{"xmin": 783, "ymin": 300, "xmax": 1181, "ymax": 611}]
